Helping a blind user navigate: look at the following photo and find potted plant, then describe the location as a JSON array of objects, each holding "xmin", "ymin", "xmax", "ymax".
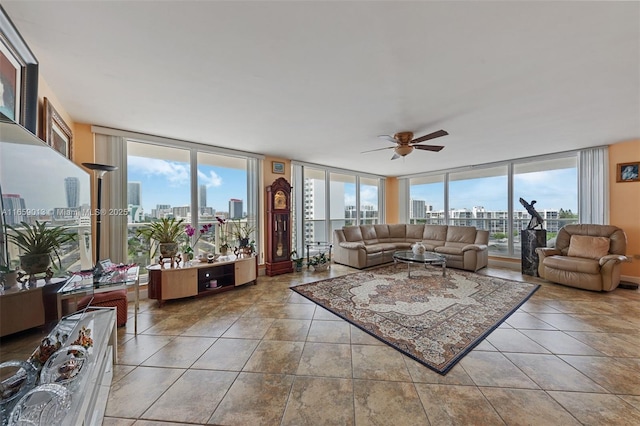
[
  {"xmin": 230, "ymin": 220, "xmax": 255, "ymax": 248},
  {"xmin": 308, "ymin": 252, "xmax": 330, "ymax": 272},
  {"xmin": 290, "ymin": 250, "xmax": 304, "ymax": 272},
  {"xmin": 136, "ymin": 217, "xmax": 185, "ymax": 258},
  {"xmin": 5, "ymin": 221, "xmax": 77, "ymax": 275}
]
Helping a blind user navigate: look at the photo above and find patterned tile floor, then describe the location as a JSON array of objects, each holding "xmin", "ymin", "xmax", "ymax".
[{"xmin": 2, "ymin": 264, "xmax": 640, "ymax": 425}]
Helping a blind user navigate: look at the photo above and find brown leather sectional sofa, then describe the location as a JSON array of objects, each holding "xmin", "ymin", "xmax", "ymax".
[{"xmin": 333, "ymin": 224, "xmax": 489, "ymax": 271}]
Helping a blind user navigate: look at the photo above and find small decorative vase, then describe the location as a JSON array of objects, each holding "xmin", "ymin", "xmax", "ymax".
[{"xmin": 412, "ymin": 242, "xmax": 426, "ymax": 255}]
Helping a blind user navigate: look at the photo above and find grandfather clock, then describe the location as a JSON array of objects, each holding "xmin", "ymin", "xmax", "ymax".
[{"xmin": 266, "ymin": 177, "xmax": 294, "ymax": 276}]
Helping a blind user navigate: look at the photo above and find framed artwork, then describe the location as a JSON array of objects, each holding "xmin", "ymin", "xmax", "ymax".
[
  {"xmin": 272, "ymin": 161, "xmax": 285, "ymax": 174},
  {"xmin": 43, "ymin": 97, "xmax": 73, "ymax": 159},
  {"xmin": 0, "ymin": 6, "xmax": 38, "ymax": 133},
  {"xmin": 616, "ymin": 162, "xmax": 639, "ymax": 183}
]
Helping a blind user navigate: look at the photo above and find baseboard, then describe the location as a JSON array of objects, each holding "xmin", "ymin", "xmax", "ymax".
[
  {"xmin": 488, "ymin": 258, "xmax": 520, "ymax": 271},
  {"xmin": 620, "ymin": 275, "xmax": 640, "ymax": 285}
]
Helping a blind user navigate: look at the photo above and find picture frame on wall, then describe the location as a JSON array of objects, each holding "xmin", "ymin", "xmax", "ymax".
[
  {"xmin": 0, "ymin": 6, "xmax": 38, "ymax": 134},
  {"xmin": 272, "ymin": 161, "xmax": 285, "ymax": 174},
  {"xmin": 616, "ymin": 162, "xmax": 639, "ymax": 183},
  {"xmin": 43, "ymin": 97, "xmax": 73, "ymax": 159}
]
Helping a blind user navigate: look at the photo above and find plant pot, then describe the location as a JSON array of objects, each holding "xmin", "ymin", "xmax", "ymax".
[
  {"xmin": 219, "ymin": 247, "xmax": 228, "ymax": 256},
  {"xmin": 313, "ymin": 263, "xmax": 329, "ymax": 272},
  {"xmin": 159, "ymin": 242, "xmax": 179, "ymax": 258},
  {"xmin": 19, "ymin": 253, "xmax": 51, "ymax": 275},
  {"xmin": 294, "ymin": 263, "xmax": 303, "ymax": 272},
  {"xmin": 0, "ymin": 270, "xmax": 18, "ymax": 289}
]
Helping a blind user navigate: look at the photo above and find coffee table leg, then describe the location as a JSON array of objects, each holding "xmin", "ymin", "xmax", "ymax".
[
  {"xmin": 442, "ymin": 261, "xmax": 446, "ymax": 277},
  {"xmin": 407, "ymin": 262, "xmax": 411, "ymax": 278}
]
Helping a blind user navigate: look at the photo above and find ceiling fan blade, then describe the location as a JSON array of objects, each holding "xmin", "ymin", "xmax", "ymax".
[
  {"xmin": 411, "ymin": 129, "xmax": 448, "ymax": 143},
  {"xmin": 413, "ymin": 144, "xmax": 445, "ymax": 152},
  {"xmin": 361, "ymin": 146, "xmax": 394, "ymax": 154},
  {"xmin": 377, "ymin": 135, "xmax": 397, "ymax": 144},
  {"xmin": 391, "ymin": 153, "xmax": 401, "ymax": 160}
]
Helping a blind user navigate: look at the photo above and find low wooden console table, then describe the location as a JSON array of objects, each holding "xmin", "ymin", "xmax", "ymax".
[{"xmin": 147, "ymin": 255, "xmax": 257, "ymax": 306}]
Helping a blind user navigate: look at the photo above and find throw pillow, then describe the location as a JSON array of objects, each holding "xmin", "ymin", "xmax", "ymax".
[{"xmin": 567, "ymin": 235, "xmax": 610, "ymax": 260}]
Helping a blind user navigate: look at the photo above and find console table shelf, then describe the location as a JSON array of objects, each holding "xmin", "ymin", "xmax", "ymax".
[{"xmin": 147, "ymin": 255, "xmax": 257, "ymax": 306}]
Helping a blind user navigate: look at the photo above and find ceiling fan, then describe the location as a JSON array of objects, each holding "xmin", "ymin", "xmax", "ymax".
[{"xmin": 362, "ymin": 129, "xmax": 448, "ymax": 160}]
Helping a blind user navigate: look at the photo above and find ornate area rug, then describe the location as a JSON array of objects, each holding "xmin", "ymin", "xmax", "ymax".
[{"xmin": 291, "ymin": 264, "xmax": 539, "ymax": 375}]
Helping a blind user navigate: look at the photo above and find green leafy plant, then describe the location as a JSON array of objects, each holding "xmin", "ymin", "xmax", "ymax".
[
  {"xmin": 5, "ymin": 221, "xmax": 77, "ymax": 268},
  {"xmin": 290, "ymin": 250, "xmax": 304, "ymax": 266},
  {"xmin": 136, "ymin": 218, "xmax": 185, "ymax": 243},
  {"xmin": 308, "ymin": 252, "xmax": 329, "ymax": 267},
  {"xmin": 230, "ymin": 220, "xmax": 255, "ymax": 245}
]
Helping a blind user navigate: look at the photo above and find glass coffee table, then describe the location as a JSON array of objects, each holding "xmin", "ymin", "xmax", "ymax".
[{"xmin": 393, "ymin": 250, "xmax": 446, "ymax": 277}]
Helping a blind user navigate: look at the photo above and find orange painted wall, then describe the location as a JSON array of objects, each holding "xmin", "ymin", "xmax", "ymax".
[
  {"xmin": 609, "ymin": 139, "xmax": 640, "ymax": 278},
  {"xmin": 385, "ymin": 177, "xmax": 399, "ymax": 224}
]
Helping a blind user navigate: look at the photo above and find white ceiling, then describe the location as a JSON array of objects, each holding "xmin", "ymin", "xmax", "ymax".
[{"xmin": 4, "ymin": 1, "xmax": 639, "ymax": 176}]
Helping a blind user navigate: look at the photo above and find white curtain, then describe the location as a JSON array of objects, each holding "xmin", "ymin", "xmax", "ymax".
[{"xmin": 578, "ymin": 146, "xmax": 609, "ymax": 225}]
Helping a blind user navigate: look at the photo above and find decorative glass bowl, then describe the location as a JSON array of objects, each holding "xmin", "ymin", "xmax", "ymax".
[
  {"xmin": 0, "ymin": 361, "xmax": 38, "ymax": 426},
  {"xmin": 8, "ymin": 384, "xmax": 72, "ymax": 426},
  {"xmin": 39, "ymin": 345, "xmax": 88, "ymax": 390}
]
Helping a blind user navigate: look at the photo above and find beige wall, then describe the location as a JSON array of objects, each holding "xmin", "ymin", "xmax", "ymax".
[
  {"xmin": 385, "ymin": 177, "xmax": 399, "ymax": 224},
  {"xmin": 609, "ymin": 139, "xmax": 640, "ymax": 278}
]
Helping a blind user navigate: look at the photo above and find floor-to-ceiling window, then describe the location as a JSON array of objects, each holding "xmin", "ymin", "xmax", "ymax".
[
  {"xmin": 329, "ymin": 172, "xmax": 356, "ymax": 237},
  {"xmin": 292, "ymin": 162, "xmax": 384, "ymax": 255},
  {"xmin": 409, "ymin": 175, "xmax": 445, "ymax": 225},
  {"xmin": 359, "ymin": 177, "xmax": 380, "ymax": 225},
  {"xmin": 513, "ymin": 156, "xmax": 578, "ymax": 255},
  {"xmin": 449, "ymin": 166, "xmax": 508, "ymax": 255},
  {"xmin": 122, "ymin": 138, "xmax": 260, "ymax": 274},
  {"xmin": 404, "ymin": 152, "xmax": 579, "ymax": 259},
  {"xmin": 127, "ymin": 142, "xmax": 191, "ymax": 267}
]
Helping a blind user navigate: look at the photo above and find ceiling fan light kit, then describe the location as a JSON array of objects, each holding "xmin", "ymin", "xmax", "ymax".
[{"xmin": 362, "ymin": 129, "xmax": 449, "ymax": 160}]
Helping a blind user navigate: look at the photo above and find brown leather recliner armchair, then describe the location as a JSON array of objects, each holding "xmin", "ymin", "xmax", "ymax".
[{"xmin": 536, "ymin": 224, "xmax": 628, "ymax": 291}]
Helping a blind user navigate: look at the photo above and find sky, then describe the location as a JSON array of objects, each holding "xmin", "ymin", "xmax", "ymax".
[
  {"xmin": 411, "ymin": 168, "xmax": 577, "ymax": 212},
  {"xmin": 127, "ymin": 156, "xmax": 247, "ymax": 214}
]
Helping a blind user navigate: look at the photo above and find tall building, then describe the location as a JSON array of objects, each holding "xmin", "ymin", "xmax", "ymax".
[
  {"xmin": 153, "ymin": 204, "xmax": 171, "ymax": 219},
  {"xmin": 199, "ymin": 185, "xmax": 207, "ymax": 213},
  {"xmin": 1, "ymin": 194, "xmax": 27, "ymax": 225},
  {"xmin": 229, "ymin": 199, "xmax": 243, "ymax": 219},
  {"xmin": 410, "ymin": 199, "xmax": 426, "ymax": 219},
  {"xmin": 64, "ymin": 177, "xmax": 80, "ymax": 208},
  {"xmin": 128, "ymin": 182, "xmax": 141, "ymax": 206}
]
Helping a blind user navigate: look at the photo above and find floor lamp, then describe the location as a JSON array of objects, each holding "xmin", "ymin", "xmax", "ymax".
[{"xmin": 82, "ymin": 162, "xmax": 117, "ymax": 268}]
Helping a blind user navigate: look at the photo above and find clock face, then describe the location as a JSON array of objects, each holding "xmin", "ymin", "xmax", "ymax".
[{"xmin": 274, "ymin": 190, "xmax": 287, "ymax": 209}]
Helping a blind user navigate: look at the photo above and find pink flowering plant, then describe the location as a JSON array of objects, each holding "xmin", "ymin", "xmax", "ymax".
[
  {"xmin": 215, "ymin": 216, "xmax": 230, "ymax": 251},
  {"xmin": 182, "ymin": 223, "xmax": 213, "ymax": 260}
]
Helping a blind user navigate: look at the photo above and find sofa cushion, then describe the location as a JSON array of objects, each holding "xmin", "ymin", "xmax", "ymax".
[
  {"xmin": 423, "ymin": 225, "xmax": 447, "ymax": 242},
  {"xmin": 544, "ymin": 255, "xmax": 600, "ymax": 274},
  {"xmin": 567, "ymin": 235, "xmax": 610, "ymax": 260},
  {"xmin": 446, "ymin": 226, "xmax": 477, "ymax": 244},
  {"xmin": 388, "ymin": 224, "xmax": 407, "ymax": 242},
  {"xmin": 360, "ymin": 225, "xmax": 378, "ymax": 244},
  {"xmin": 406, "ymin": 224, "xmax": 425, "ymax": 241},
  {"xmin": 435, "ymin": 245, "xmax": 464, "ymax": 256},
  {"xmin": 343, "ymin": 226, "xmax": 364, "ymax": 242},
  {"xmin": 364, "ymin": 244, "xmax": 384, "ymax": 254},
  {"xmin": 374, "ymin": 224, "xmax": 390, "ymax": 240}
]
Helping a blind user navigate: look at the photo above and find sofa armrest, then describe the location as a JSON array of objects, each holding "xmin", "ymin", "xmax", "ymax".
[
  {"xmin": 461, "ymin": 244, "xmax": 487, "ymax": 252},
  {"xmin": 339, "ymin": 241, "xmax": 365, "ymax": 250},
  {"xmin": 536, "ymin": 248, "xmax": 560, "ymax": 259},
  {"xmin": 599, "ymin": 254, "xmax": 628, "ymax": 266},
  {"xmin": 333, "ymin": 229, "xmax": 346, "ymax": 244}
]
